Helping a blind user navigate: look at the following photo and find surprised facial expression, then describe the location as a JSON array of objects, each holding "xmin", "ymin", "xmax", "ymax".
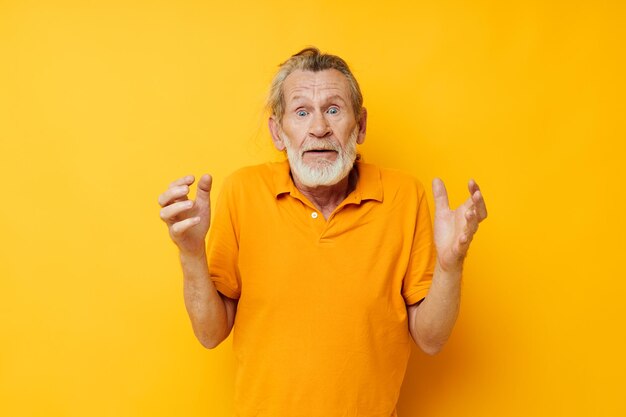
[{"xmin": 270, "ymin": 69, "xmax": 366, "ymax": 187}]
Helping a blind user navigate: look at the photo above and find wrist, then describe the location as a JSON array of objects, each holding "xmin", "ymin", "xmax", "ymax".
[
  {"xmin": 435, "ymin": 259, "xmax": 463, "ymax": 281},
  {"xmin": 179, "ymin": 248, "xmax": 211, "ymax": 284},
  {"xmin": 179, "ymin": 247, "xmax": 207, "ymax": 263}
]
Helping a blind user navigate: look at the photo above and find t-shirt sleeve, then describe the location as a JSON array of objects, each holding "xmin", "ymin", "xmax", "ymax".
[
  {"xmin": 401, "ymin": 180, "xmax": 436, "ymax": 305},
  {"xmin": 206, "ymin": 175, "xmax": 242, "ymax": 299}
]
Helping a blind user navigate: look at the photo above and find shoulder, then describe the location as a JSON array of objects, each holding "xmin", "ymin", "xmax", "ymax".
[
  {"xmin": 221, "ymin": 161, "xmax": 284, "ymax": 188},
  {"xmin": 217, "ymin": 161, "xmax": 289, "ymax": 205},
  {"xmin": 225, "ymin": 162, "xmax": 274, "ymax": 182},
  {"xmin": 358, "ymin": 161, "xmax": 427, "ymax": 200}
]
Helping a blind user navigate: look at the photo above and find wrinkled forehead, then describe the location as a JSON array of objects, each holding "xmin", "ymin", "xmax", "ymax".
[{"xmin": 282, "ymin": 69, "xmax": 352, "ymax": 105}]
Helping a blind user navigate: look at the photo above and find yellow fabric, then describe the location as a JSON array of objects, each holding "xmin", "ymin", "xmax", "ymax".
[{"xmin": 207, "ymin": 160, "xmax": 435, "ymax": 417}]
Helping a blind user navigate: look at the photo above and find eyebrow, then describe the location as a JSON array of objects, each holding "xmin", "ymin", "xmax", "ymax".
[{"xmin": 288, "ymin": 94, "xmax": 348, "ymax": 105}]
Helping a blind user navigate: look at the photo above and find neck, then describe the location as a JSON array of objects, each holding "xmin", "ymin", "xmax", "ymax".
[{"xmin": 291, "ymin": 166, "xmax": 358, "ymax": 219}]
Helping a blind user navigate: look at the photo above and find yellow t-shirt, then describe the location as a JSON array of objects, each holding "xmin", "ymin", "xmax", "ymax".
[{"xmin": 207, "ymin": 160, "xmax": 435, "ymax": 417}]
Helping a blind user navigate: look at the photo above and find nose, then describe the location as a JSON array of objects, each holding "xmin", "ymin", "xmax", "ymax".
[{"xmin": 308, "ymin": 111, "xmax": 331, "ymax": 138}]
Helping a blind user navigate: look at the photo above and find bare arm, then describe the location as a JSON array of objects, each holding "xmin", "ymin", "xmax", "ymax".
[
  {"xmin": 407, "ymin": 264, "xmax": 461, "ymax": 355},
  {"xmin": 408, "ymin": 178, "xmax": 487, "ymax": 355},
  {"xmin": 158, "ymin": 174, "xmax": 237, "ymax": 349},
  {"xmin": 180, "ymin": 250, "xmax": 237, "ymax": 349}
]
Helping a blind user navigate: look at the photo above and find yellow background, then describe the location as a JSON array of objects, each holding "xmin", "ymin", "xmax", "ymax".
[{"xmin": 1, "ymin": 0, "xmax": 624, "ymax": 416}]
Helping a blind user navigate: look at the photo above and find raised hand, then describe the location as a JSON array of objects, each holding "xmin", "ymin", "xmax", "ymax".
[
  {"xmin": 432, "ymin": 178, "xmax": 488, "ymax": 273},
  {"xmin": 158, "ymin": 174, "xmax": 213, "ymax": 255}
]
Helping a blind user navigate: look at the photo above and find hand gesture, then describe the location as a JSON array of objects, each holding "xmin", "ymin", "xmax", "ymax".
[
  {"xmin": 432, "ymin": 178, "xmax": 488, "ymax": 272},
  {"xmin": 158, "ymin": 174, "xmax": 212, "ymax": 255}
]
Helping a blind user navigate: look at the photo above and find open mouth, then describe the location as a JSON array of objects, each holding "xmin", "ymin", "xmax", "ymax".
[
  {"xmin": 303, "ymin": 149, "xmax": 338, "ymax": 156},
  {"xmin": 302, "ymin": 149, "xmax": 337, "ymax": 160}
]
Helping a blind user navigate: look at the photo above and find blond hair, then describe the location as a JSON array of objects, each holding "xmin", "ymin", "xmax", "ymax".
[{"xmin": 267, "ymin": 47, "xmax": 363, "ymax": 123}]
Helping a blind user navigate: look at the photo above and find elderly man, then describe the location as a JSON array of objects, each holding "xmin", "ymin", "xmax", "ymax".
[{"xmin": 158, "ymin": 47, "xmax": 487, "ymax": 417}]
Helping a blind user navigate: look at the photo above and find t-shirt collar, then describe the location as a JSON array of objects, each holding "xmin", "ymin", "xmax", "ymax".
[{"xmin": 272, "ymin": 160, "xmax": 383, "ymax": 204}]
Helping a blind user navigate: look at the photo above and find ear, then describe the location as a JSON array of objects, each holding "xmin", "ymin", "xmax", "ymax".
[
  {"xmin": 356, "ymin": 107, "xmax": 367, "ymax": 145},
  {"xmin": 268, "ymin": 116, "xmax": 285, "ymax": 151}
]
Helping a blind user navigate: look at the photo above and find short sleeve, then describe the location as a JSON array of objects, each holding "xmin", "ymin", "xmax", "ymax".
[
  {"xmin": 401, "ymin": 181, "xmax": 436, "ymax": 305},
  {"xmin": 206, "ymin": 176, "xmax": 242, "ymax": 299}
]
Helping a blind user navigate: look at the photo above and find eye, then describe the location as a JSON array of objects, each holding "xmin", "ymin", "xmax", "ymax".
[
  {"xmin": 296, "ymin": 110, "xmax": 308, "ymax": 117},
  {"xmin": 327, "ymin": 106, "xmax": 339, "ymax": 115}
]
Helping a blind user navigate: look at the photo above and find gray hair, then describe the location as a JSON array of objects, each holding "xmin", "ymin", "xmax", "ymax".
[{"xmin": 267, "ymin": 47, "xmax": 364, "ymax": 124}]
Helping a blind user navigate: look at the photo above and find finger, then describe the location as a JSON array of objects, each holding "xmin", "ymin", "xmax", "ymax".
[
  {"xmin": 471, "ymin": 188, "xmax": 488, "ymax": 220},
  {"xmin": 464, "ymin": 206, "xmax": 478, "ymax": 223},
  {"xmin": 464, "ymin": 210, "xmax": 479, "ymax": 235},
  {"xmin": 195, "ymin": 174, "xmax": 213, "ymax": 205},
  {"xmin": 169, "ymin": 175, "xmax": 195, "ymax": 188},
  {"xmin": 468, "ymin": 178, "xmax": 480, "ymax": 195},
  {"xmin": 160, "ymin": 200, "xmax": 194, "ymax": 224},
  {"xmin": 170, "ymin": 216, "xmax": 201, "ymax": 237},
  {"xmin": 455, "ymin": 232, "xmax": 473, "ymax": 257},
  {"xmin": 432, "ymin": 178, "xmax": 450, "ymax": 212},
  {"xmin": 157, "ymin": 185, "xmax": 190, "ymax": 207}
]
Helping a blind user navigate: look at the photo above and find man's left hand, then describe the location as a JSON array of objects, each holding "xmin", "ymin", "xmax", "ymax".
[{"xmin": 432, "ymin": 178, "xmax": 488, "ymax": 273}]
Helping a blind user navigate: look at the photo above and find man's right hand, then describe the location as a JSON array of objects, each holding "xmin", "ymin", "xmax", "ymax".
[{"xmin": 158, "ymin": 174, "xmax": 212, "ymax": 256}]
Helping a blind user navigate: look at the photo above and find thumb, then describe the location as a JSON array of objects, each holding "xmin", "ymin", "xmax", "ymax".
[
  {"xmin": 432, "ymin": 177, "xmax": 450, "ymax": 213},
  {"xmin": 195, "ymin": 174, "xmax": 212, "ymax": 204}
]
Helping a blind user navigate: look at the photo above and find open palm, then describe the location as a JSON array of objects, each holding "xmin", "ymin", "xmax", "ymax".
[{"xmin": 432, "ymin": 178, "xmax": 488, "ymax": 272}]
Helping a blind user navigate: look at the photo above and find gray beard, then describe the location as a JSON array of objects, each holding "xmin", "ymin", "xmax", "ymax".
[{"xmin": 280, "ymin": 128, "xmax": 358, "ymax": 187}]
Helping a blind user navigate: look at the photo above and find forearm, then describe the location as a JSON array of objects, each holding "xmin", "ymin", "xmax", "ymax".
[
  {"xmin": 179, "ymin": 250, "xmax": 228, "ymax": 349},
  {"xmin": 409, "ymin": 262, "xmax": 462, "ymax": 355}
]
